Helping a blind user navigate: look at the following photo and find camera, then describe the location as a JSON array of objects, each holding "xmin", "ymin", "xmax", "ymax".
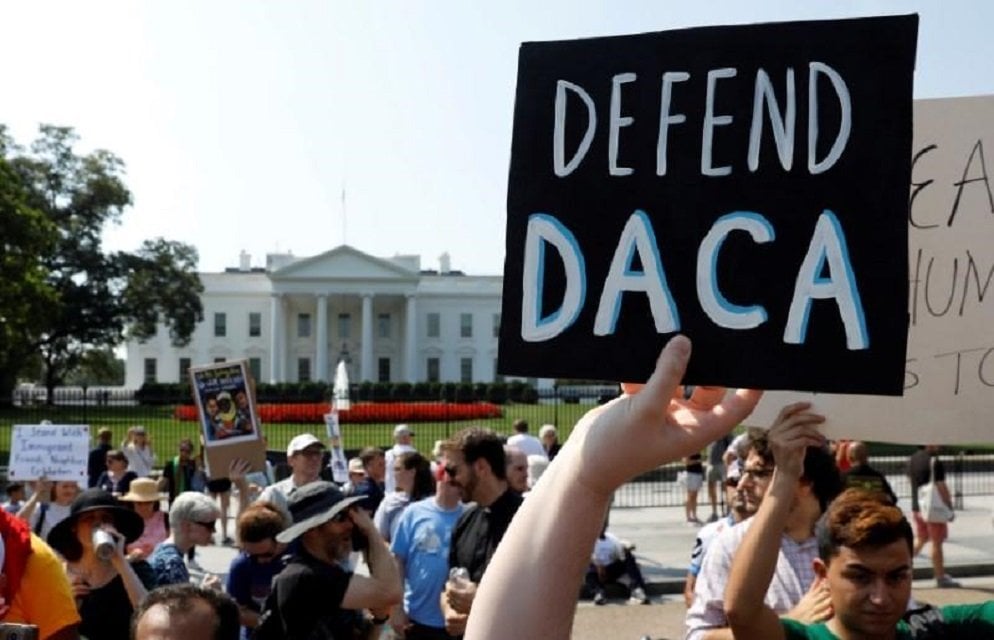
[{"xmin": 0, "ymin": 623, "xmax": 40, "ymax": 640}]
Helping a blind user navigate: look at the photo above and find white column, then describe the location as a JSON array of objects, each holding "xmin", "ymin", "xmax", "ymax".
[
  {"xmin": 361, "ymin": 293, "xmax": 374, "ymax": 382},
  {"xmin": 315, "ymin": 294, "xmax": 328, "ymax": 382},
  {"xmin": 405, "ymin": 294, "xmax": 417, "ymax": 382},
  {"xmin": 269, "ymin": 293, "xmax": 284, "ymax": 383}
]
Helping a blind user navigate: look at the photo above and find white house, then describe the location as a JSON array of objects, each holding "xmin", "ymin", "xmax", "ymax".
[{"xmin": 123, "ymin": 245, "xmax": 528, "ymax": 388}]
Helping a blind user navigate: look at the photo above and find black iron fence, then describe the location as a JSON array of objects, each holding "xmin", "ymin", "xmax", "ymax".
[{"xmin": 3, "ymin": 386, "xmax": 993, "ymax": 508}]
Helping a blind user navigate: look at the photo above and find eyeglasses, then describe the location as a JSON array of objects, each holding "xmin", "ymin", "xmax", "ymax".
[{"xmin": 741, "ymin": 467, "xmax": 774, "ymax": 481}]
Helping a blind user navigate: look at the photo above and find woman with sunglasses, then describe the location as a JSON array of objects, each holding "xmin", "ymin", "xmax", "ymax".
[
  {"xmin": 95, "ymin": 449, "xmax": 138, "ymax": 497},
  {"xmin": 47, "ymin": 488, "xmax": 155, "ymax": 640},
  {"xmin": 226, "ymin": 502, "xmax": 289, "ymax": 639},
  {"xmin": 148, "ymin": 490, "xmax": 221, "ymax": 587}
]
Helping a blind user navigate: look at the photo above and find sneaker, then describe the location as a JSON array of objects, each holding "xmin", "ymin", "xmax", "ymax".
[
  {"xmin": 630, "ymin": 587, "xmax": 650, "ymax": 605},
  {"xmin": 936, "ymin": 576, "xmax": 961, "ymax": 588},
  {"xmin": 593, "ymin": 591, "xmax": 607, "ymax": 605}
]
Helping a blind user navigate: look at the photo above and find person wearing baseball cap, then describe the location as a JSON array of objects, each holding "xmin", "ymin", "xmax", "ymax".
[
  {"xmin": 385, "ymin": 424, "xmax": 417, "ymax": 494},
  {"xmin": 254, "ymin": 482, "xmax": 401, "ymax": 639},
  {"xmin": 256, "ymin": 434, "xmax": 326, "ymax": 520}
]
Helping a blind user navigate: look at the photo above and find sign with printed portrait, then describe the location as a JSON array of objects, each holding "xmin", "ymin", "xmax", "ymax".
[{"xmin": 189, "ymin": 360, "xmax": 267, "ymax": 475}]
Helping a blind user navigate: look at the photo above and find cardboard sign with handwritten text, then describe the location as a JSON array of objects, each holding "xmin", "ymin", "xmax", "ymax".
[{"xmin": 9, "ymin": 424, "xmax": 89, "ymax": 482}]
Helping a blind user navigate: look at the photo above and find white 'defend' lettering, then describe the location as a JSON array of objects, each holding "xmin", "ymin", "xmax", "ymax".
[
  {"xmin": 748, "ymin": 68, "xmax": 796, "ymax": 172},
  {"xmin": 808, "ymin": 62, "xmax": 852, "ymax": 174},
  {"xmin": 656, "ymin": 71, "xmax": 690, "ymax": 176},
  {"xmin": 697, "ymin": 212, "xmax": 775, "ymax": 329},
  {"xmin": 784, "ymin": 210, "xmax": 868, "ymax": 349},
  {"xmin": 702, "ymin": 68, "xmax": 738, "ymax": 177},
  {"xmin": 521, "ymin": 213, "xmax": 586, "ymax": 341},
  {"xmin": 594, "ymin": 210, "xmax": 680, "ymax": 336},
  {"xmin": 554, "ymin": 80, "xmax": 597, "ymax": 177},
  {"xmin": 609, "ymin": 72, "xmax": 637, "ymax": 176}
]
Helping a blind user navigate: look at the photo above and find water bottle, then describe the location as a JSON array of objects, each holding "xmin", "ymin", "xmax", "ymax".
[
  {"xmin": 92, "ymin": 528, "xmax": 115, "ymax": 561},
  {"xmin": 448, "ymin": 566, "xmax": 470, "ymax": 590}
]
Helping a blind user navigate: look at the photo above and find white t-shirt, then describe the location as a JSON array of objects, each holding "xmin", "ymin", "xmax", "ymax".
[
  {"xmin": 29, "ymin": 502, "xmax": 72, "ymax": 540},
  {"xmin": 384, "ymin": 444, "xmax": 417, "ymax": 494},
  {"xmin": 124, "ymin": 444, "xmax": 155, "ymax": 477},
  {"xmin": 591, "ymin": 532, "xmax": 625, "ymax": 566},
  {"xmin": 506, "ymin": 434, "xmax": 547, "ymax": 460}
]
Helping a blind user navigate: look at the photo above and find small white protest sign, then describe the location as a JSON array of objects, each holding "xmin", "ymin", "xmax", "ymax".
[
  {"xmin": 9, "ymin": 424, "xmax": 89, "ymax": 482},
  {"xmin": 749, "ymin": 95, "xmax": 994, "ymax": 444}
]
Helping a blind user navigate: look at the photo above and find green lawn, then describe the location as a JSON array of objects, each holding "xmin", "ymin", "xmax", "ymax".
[
  {"xmin": 3, "ymin": 402, "xmax": 986, "ymax": 468},
  {"xmin": 0, "ymin": 402, "xmax": 592, "ymax": 464}
]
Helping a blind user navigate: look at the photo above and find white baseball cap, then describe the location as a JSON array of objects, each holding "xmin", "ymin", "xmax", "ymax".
[
  {"xmin": 394, "ymin": 424, "xmax": 414, "ymax": 437},
  {"xmin": 287, "ymin": 433, "xmax": 325, "ymax": 457}
]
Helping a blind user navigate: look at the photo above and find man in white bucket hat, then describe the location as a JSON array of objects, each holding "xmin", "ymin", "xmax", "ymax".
[{"xmin": 254, "ymin": 481, "xmax": 401, "ymax": 639}]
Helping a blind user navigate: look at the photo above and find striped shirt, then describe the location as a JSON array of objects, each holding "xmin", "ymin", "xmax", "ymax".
[{"xmin": 685, "ymin": 517, "xmax": 818, "ymax": 640}]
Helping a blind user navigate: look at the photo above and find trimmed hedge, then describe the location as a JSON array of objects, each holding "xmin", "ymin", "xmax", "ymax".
[{"xmin": 138, "ymin": 380, "xmax": 538, "ymax": 406}]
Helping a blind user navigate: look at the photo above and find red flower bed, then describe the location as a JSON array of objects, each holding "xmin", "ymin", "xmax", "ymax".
[{"xmin": 174, "ymin": 402, "xmax": 503, "ymax": 424}]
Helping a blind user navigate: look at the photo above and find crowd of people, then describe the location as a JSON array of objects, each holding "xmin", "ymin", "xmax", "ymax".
[{"xmin": 3, "ymin": 350, "xmax": 991, "ymax": 639}]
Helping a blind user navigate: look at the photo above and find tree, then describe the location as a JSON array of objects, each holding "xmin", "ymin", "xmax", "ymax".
[
  {"xmin": 0, "ymin": 127, "xmax": 58, "ymax": 402},
  {"xmin": 64, "ymin": 348, "xmax": 125, "ymax": 386},
  {"xmin": 0, "ymin": 125, "xmax": 203, "ymax": 404}
]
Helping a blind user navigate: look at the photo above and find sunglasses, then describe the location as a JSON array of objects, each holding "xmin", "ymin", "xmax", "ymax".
[{"xmin": 194, "ymin": 520, "xmax": 217, "ymax": 532}]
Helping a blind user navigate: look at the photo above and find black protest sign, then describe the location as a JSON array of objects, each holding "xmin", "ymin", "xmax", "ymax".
[{"xmin": 498, "ymin": 15, "xmax": 918, "ymax": 395}]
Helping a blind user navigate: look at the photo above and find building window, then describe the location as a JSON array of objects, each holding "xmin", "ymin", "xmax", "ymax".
[
  {"xmin": 338, "ymin": 313, "xmax": 351, "ymax": 339},
  {"xmin": 298, "ymin": 313, "xmax": 312, "ymax": 338},
  {"xmin": 179, "ymin": 358, "xmax": 191, "ymax": 381},
  {"xmin": 249, "ymin": 312, "xmax": 262, "ymax": 337},
  {"xmin": 493, "ymin": 358, "xmax": 504, "ymax": 383},
  {"xmin": 377, "ymin": 313, "xmax": 391, "ymax": 339},
  {"xmin": 460, "ymin": 357, "xmax": 473, "ymax": 383},
  {"xmin": 427, "ymin": 357, "xmax": 440, "ymax": 383},
  {"xmin": 214, "ymin": 312, "xmax": 227, "ymax": 337},
  {"xmin": 460, "ymin": 313, "xmax": 473, "ymax": 338},
  {"xmin": 492, "ymin": 313, "xmax": 501, "ymax": 338},
  {"xmin": 214, "ymin": 357, "xmax": 226, "ymax": 364},
  {"xmin": 249, "ymin": 357, "xmax": 262, "ymax": 382},
  {"xmin": 298, "ymin": 357, "xmax": 311, "ymax": 382},
  {"xmin": 143, "ymin": 358, "xmax": 157, "ymax": 384},
  {"xmin": 426, "ymin": 312, "xmax": 440, "ymax": 338},
  {"xmin": 378, "ymin": 357, "xmax": 391, "ymax": 382}
]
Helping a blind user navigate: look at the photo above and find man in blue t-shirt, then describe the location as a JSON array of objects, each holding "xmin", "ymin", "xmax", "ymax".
[{"xmin": 390, "ymin": 461, "xmax": 465, "ymax": 639}]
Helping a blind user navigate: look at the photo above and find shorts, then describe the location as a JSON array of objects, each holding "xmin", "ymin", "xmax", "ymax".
[
  {"xmin": 912, "ymin": 511, "xmax": 948, "ymax": 543},
  {"xmin": 706, "ymin": 464, "xmax": 725, "ymax": 484},
  {"xmin": 206, "ymin": 478, "xmax": 232, "ymax": 493},
  {"xmin": 684, "ymin": 471, "xmax": 704, "ymax": 492}
]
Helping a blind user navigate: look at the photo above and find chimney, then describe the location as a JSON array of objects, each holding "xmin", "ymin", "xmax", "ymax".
[
  {"xmin": 239, "ymin": 250, "xmax": 251, "ymax": 272},
  {"xmin": 439, "ymin": 252, "xmax": 451, "ymax": 275}
]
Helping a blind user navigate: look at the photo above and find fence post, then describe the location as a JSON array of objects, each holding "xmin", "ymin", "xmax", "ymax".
[
  {"xmin": 553, "ymin": 385, "xmax": 559, "ymax": 428},
  {"xmin": 954, "ymin": 451, "xmax": 965, "ymax": 510}
]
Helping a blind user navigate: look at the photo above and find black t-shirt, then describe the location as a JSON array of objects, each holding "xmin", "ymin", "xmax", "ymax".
[
  {"xmin": 95, "ymin": 470, "xmax": 137, "ymax": 495},
  {"xmin": 87, "ymin": 444, "xmax": 111, "ymax": 488},
  {"xmin": 351, "ymin": 478, "xmax": 385, "ymax": 514},
  {"xmin": 78, "ymin": 561, "xmax": 156, "ymax": 640},
  {"xmin": 257, "ymin": 548, "xmax": 357, "ymax": 640},
  {"xmin": 685, "ymin": 453, "xmax": 704, "ymax": 474},
  {"xmin": 908, "ymin": 450, "xmax": 945, "ymax": 512},
  {"xmin": 449, "ymin": 488, "xmax": 524, "ymax": 583}
]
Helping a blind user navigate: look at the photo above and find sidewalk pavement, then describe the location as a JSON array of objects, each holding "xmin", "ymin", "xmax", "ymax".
[{"xmin": 190, "ymin": 493, "xmax": 994, "ymax": 595}]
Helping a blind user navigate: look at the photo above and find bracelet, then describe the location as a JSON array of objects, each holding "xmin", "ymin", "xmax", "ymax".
[{"xmin": 370, "ymin": 614, "xmax": 389, "ymax": 625}]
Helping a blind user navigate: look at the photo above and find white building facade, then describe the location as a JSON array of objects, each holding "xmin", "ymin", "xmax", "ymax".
[{"xmin": 124, "ymin": 246, "xmax": 515, "ymax": 388}]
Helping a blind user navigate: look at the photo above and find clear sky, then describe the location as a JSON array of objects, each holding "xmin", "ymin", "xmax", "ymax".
[{"xmin": 1, "ymin": 1, "xmax": 990, "ymax": 276}]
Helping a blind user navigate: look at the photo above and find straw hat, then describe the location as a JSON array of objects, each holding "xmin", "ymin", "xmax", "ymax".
[{"xmin": 119, "ymin": 477, "xmax": 161, "ymax": 503}]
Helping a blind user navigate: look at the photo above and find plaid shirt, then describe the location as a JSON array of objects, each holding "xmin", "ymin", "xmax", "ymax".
[{"xmin": 685, "ymin": 517, "xmax": 819, "ymax": 640}]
